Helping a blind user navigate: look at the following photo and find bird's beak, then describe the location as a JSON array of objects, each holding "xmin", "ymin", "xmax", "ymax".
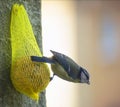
[{"xmin": 87, "ymin": 81, "xmax": 90, "ymax": 85}]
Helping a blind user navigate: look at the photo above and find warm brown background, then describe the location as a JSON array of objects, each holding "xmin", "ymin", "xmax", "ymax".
[{"xmin": 42, "ymin": 1, "xmax": 120, "ymax": 107}]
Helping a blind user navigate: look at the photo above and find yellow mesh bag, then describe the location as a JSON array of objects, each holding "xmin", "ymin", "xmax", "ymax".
[{"xmin": 10, "ymin": 4, "xmax": 50, "ymax": 101}]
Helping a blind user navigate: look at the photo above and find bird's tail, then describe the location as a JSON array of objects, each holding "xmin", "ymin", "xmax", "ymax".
[{"xmin": 31, "ymin": 56, "xmax": 55, "ymax": 64}]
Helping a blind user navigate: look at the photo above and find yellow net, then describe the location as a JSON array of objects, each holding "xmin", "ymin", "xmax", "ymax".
[{"xmin": 10, "ymin": 4, "xmax": 50, "ymax": 101}]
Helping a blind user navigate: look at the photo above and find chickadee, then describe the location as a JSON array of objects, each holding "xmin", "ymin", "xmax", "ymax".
[{"xmin": 31, "ymin": 50, "xmax": 90, "ymax": 84}]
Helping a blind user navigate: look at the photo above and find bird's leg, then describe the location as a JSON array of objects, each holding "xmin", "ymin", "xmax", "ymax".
[{"xmin": 50, "ymin": 74, "xmax": 55, "ymax": 81}]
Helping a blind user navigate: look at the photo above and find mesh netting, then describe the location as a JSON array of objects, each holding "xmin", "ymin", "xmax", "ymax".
[{"xmin": 10, "ymin": 4, "xmax": 50, "ymax": 101}]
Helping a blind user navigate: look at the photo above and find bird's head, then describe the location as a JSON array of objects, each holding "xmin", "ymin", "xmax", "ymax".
[{"xmin": 79, "ymin": 67, "xmax": 90, "ymax": 84}]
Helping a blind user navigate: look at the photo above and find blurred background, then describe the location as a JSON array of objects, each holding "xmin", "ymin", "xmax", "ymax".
[{"xmin": 42, "ymin": 1, "xmax": 120, "ymax": 107}]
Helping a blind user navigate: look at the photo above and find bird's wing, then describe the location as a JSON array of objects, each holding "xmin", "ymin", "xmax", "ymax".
[{"xmin": 50, "ymin": 50, "xmax": 78, "ymax": 79}]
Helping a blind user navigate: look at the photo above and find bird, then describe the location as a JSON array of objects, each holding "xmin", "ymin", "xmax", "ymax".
[{"xmin": 31, "ymin": 50, "xmax": 90, "ymax": 84}]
